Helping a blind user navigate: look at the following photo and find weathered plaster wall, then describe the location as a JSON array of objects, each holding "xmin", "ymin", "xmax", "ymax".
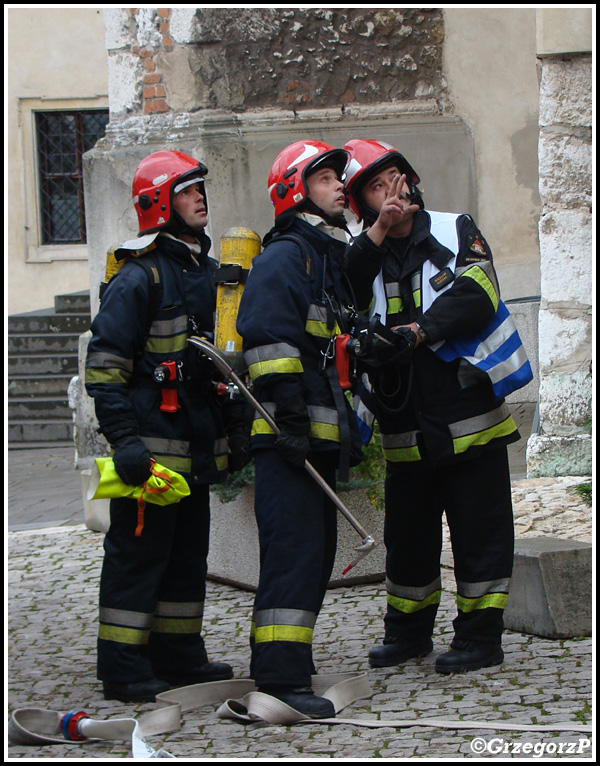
[
  {"xmin": 443, "ymin": 8, "xmax": 542, "ymax": 300},
  {"xmin": 7, "ymin": 7, "xmax": 108, "ymax": 315}
]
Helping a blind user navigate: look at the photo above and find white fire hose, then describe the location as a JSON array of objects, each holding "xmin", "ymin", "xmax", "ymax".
[{"xmin": 9, "ymin": 672, "xmax": 591, "ymax": 758}]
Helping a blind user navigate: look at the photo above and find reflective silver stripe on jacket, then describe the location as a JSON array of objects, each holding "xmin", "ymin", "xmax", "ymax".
[
  {"xmin": 86, "ymin": 351, "xmax": 134, "ymax": 372},
  {"xmin": 448, "ymin": 401, "xmax": 511, "ymax": 439}
]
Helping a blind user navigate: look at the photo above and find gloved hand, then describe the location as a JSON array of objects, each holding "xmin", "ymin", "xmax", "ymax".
[
  {"xmin": 275, "ymin": 430, "xmax": 310, "ymax": 468},
  {"xmin": 112, "ymin": 435, "xmax": 153, "ymax": 486},
  {"xmin": 227, "ymin": 426, "xmax": 252, "ymax": 473},
  {"xmin": 274, "ymin": 394, "xmax": 311, "ymax": 468},
  {"xmin": 390, "ymin": 326, "xmax": 417, "ymax": 363}
]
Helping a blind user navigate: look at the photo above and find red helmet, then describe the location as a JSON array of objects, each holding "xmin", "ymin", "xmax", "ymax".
[
  {"xmin": 343, "ymin": 139, "xmax": 421, "ymax": 222},
  {"xmin": 132, "ymin": 150, "xmax": 208, "ymax": 236},
  {"xmin": 267, "ymin": 140, "xmax": 349, "ymax": 220}
]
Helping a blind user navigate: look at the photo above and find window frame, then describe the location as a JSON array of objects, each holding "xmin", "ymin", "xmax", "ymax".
[{"xmin": 19, "ymin": 97, "xmax": 109, "ymax": 263}]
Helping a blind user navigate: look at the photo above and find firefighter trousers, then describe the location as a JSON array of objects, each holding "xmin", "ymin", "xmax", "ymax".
[
  {"xmin": 251, "ymin": 449, "xmax": 338, "ymax": 690},
  {"xmin": 383, "ymin": 447, "xmax": 514, "ymax": 645},
  {"xmin": 97, "ymin": 484, "xmax": 211, "ymax": 683}
]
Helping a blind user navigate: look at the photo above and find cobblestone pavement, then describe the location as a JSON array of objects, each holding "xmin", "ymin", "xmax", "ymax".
[{"xmin": 7, "ymin": 444, "xmax": 593, "ymax": 759}]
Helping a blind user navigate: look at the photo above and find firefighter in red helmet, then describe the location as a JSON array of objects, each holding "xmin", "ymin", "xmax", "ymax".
[
  {"xmin": 236, "ymin": 140, "xmax": 364, "ymax": 718},
  {"xmin": 85, "ymin": 150, "xmax": 249, "ymax": 703},
  {"xmin": 343, "ymin": 138, "xmax": 530, "ymax": 675}
]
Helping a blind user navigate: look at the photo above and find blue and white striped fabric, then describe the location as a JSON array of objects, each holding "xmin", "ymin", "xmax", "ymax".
[{"xmin": 432, "ymin": 300, "xmax": 533, "ymax": 399}]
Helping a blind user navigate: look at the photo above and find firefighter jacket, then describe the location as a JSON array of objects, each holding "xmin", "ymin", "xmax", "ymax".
[
  {"xmin": 85, "ymin": 233, "xmax": 229, "ymax": 484},
  {"xmin": 236, "ymin": 217, "xmax": 363, "ymax": 470},
  {"xmin": 343, "ymin": 209, "xmax": 521, "ymax": 467}
]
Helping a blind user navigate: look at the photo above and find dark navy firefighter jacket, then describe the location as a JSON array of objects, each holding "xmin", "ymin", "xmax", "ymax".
[
  {"xmin": 236, "ymin": 218, "xmax": 363, "ymax": 469},
  {"xmin": 85, "ymin": 234, "xmax": 229, "ymax": 485}
]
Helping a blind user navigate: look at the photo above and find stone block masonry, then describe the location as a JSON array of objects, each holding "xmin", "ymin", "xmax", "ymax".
[{"xmin": 104, "ymin": 8, "xmax": 446, "ymax": 118}]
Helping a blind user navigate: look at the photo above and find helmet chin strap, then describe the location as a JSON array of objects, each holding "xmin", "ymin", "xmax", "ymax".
[
  {"xmin": 302, "ymin": 199, "xmax": 349, "ymax": 231},
  {"xmin": 164, "ymin": 212, "xmax": 211, "ymax": 255},
  {"xmin": 165, "ymin": 211, "xmax": 202, "ymax": 241}
]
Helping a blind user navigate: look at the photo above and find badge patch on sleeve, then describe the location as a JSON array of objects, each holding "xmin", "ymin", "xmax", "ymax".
[
  {"xmin": 429, "ymin": 266, "xmax": 455, "ymax": 292},
  {"xmin": 466, "ymin": 232, "xmax": 491, "ymax": 258}
]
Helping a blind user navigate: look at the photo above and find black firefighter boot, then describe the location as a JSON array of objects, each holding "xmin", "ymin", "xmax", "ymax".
[
  {"xmin": 258, "ymin": 686, "xmax": 335, "ymax": 719},
  {"xmin": 368, "ymin": 635, "xmax": 434, "ymax": 668},
  {"xmin": 435, "ymin": 639, "xmax": 504, "ymax": 674},
  {"xmin": 103, "ymin": 677, "xmax": 171, "ymax": 703}
]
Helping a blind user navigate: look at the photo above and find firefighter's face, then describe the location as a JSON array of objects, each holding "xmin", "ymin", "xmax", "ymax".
[
  {"xmin": 173, "ymin": 182, "xmax": 208, "ymax": 231},
  {"xmin": 306, "ymin": 167, "xmax": 346, "ymax": 218},
  {"xmin": 362, "ymin": 166, "xmax": 412, "ymax": 216}
]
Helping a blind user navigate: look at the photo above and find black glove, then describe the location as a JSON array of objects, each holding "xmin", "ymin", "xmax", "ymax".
[
  {"xmin": 274, "ymin": 395, "xmax": 311, "ymax": 468},
  {"xmin": 227, "ymin": 425, "xmax": 252, "ymax": 473},
  {"xmin": 112, "ymin": 435, "xmax": 153, "ymax": 486},
  {"xmin": 274, "ymin": 431, "xmax": 310, "ymax": 467},
  {"xmin": 391, "ymin": 326, "xmax": 417, "ymax": 363}
]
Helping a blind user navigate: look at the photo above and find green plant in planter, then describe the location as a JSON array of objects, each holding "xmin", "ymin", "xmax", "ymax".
[
  {"xmin": 211, "ymin": 460, "xmax": 255, "ymax": 504},
  {"xmin": 340, "ymin": 425, "xmax": 386, "ymax": 510},
  {"xmin": 211, "ymin": 427, "xmax": 387, "ymax": 510}
]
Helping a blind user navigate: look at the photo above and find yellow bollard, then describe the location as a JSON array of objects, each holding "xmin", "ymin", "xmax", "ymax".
[{"xmin": 215, "ymin": 227, "xmax": 262, "ymax": 371}]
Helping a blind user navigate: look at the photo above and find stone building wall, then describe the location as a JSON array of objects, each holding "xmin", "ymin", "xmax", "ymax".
[
  {"xmin": 526, "ymin": 51, "xmax": 593, "ymax": 477},
  {"xmin": 105, "ymin": 8, "xmax": 445, "ymax": 117}
]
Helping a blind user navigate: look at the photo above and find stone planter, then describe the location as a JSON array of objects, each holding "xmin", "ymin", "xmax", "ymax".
[{"xmin": 207, "ymin": 485, "xmax": 386, "ymax": 591}]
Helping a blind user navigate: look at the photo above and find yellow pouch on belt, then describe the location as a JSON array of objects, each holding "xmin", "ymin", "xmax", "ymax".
[{"xmin": 88, "ymin": 457, "xmax": 191, "ymax": 506}]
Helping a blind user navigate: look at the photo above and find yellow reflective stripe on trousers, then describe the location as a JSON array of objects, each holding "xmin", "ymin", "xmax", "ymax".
[
  {"xmin": 456, "ymin": 593, "xmax": 508, "ymax": 612},
  {"xmin": 456, "ymin": 578, "xmax": 510, "ymax": 612},
  {"xmin": 386, "ymin": 577, "xmax": 442, "ymax": 614},
  {"xmin": 254, "ymin": 624, "xmax": 314, "ymax": 644},
  {"xmin": 387, "ymin": 590, "xmax": 441, "ymax": 614},
  {"xmin": 253, "ymin": 607, "xmax": 316, "ymax": 644},
  {"xmin": 98, "ymin": 624, "xmax": 151, "ymax": 645},
  {"xmin": 151, "ymin": 617, "xmax": 204, "ymax": 634}
]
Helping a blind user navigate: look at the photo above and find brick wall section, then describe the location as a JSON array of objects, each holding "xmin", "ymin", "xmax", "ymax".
[{"xmin": 131, "ymin": 8, "xmax": 171, "ymax": 114}]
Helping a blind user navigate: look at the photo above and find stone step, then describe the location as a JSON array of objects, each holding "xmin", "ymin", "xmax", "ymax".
[
  {"xmin": 7, "ymin": 291, "xmax": 91, "ymax": 448},
  {"xmin": 8, "ymin": 397, "xmax": 73, "ymax": 421},
  {"xmin": 8, "ymin": 354, "xmax": 79, "ymax": 377},
  {"xmin": 54, "ymin": 290, "xmax": 91, "ymax": 314},
  {"xmin": 8, "ymin": 440, "xmax": 74, "ymax": 450},
  {"xmin": 8, "ymin": 333, "xmax": 81, "ymax": 355},
  {"xmin": 7, "ymin": 375, "xmax": 74, "ymax": 398},
  {"xmin": 7, "ymin": 310, "xmax": 91, "ymax": 335},
  {"xmin": 8, "ymin": 419, "xmax": 74, "ymax": 443}
]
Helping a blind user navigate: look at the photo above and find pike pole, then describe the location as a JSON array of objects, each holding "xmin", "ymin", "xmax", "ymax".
[{"xmin": 188, "ymin": 335, "xmax": 377, "ymax": 574}]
